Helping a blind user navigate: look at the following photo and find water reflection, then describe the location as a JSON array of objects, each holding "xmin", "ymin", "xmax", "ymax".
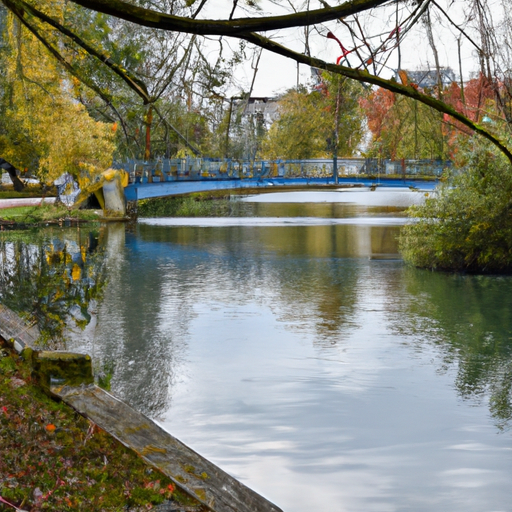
[
  {"xmin": 390, "ymin": 269, "xmax": 512, "ymax": 431},
  {"xmin": 69, "ymin": 223, "xmax": 194, "ymax": 417},
  {"xmin": 240, "ymin": 188, "xmax": 426, "ymax": 209},
  {"xmin": 3, "ymin": 188, "xmax": 512, "ymax": 511},
  {"xmin": 65, "ymin": 215, "xmax": 512, "ymax": 511},
  {"xmin": 138, "ymin": 221, "xmax": 402, "ymax": 259},
  {"xmin": 0, "ymin": 227, "xmax": 105, "ymax": 347}
]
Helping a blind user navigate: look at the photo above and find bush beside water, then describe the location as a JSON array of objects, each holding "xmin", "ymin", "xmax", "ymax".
[{"xmin": 400, "ymin": 142, "xmax": 512, "ymax": 273}]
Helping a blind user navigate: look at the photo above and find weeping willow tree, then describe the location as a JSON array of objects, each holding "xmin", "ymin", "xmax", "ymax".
[{"xmin": 0, "ymin": 2, "xmax": 116, "ymax": 190}]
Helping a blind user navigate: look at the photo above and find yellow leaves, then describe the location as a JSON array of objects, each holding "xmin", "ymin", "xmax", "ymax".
[
  {"xmin": 2, "ymin": 8, "xmax": 115, "ymax": 187},
  {"xmin": 103, "ymin": 169, "xmax": 117, "ymax": 181},
  {"xmin": 120, "ymin": 170, "xmax": 129, "ymax": 188},
  {"xmin": 46, "ymin": 249, "xmax": 63, "ymax": 265},
  {"xmin": 398, "ymin": 70, "xmax": 409, "ymax": 86},
  {"xmin": 37, "ymin": 100, "xmax": 115, "ymax": 184},
  {"xmin": 467, "ymin": 222, "xmax": 492, "ymax": 239},
  {"xmin": 77, "ymin": 47, "xmax": 89, "ymax": 61},
  {"xmin": 71, "ymin": 264, "xmax": 82, "ymax": 281}
]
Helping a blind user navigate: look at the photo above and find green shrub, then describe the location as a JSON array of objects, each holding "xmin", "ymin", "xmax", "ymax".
[{"xmin": 400, "ymin": 141, "xmax": 512, "ymax": 273}]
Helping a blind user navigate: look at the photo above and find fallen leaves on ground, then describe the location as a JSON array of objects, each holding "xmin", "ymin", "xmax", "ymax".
[{"xmin": 0, "ymin": 342, "xmax": 202, "ymax": 511}]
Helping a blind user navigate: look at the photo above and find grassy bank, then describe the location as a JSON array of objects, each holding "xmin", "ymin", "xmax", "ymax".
[
  {"xmin": 0, "ymin": 203, "xmax": 100, "ymax": 225},
  {"xmin": 138, "ymin": 193, "xmax": 234, "ymax": 218},
  {"xmin": 0, "ymin": 341, "xmax": 202, "ymax": 511}
]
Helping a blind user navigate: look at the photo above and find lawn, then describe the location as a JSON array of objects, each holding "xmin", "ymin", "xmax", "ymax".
[{"xmin": 0, "ymin": 204, "xmax": 100, "ymax": 224}]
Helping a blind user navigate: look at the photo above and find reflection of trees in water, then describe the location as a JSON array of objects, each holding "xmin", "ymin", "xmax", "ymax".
[
  {"xmin": 138, "ymin": 223, "xmax": 366, "ymax": 346},
  {"xmin": 262, "ymin": 259, "xmax": 360, "ymax": 345},
  {"xmin": 77, "ymin": 223, "xmax": 194, "ymax": 418},
  {"xmin": 388, "ymin": 268, "xmax": 512, "ymax": 430},
  {"xmin": 0, "ymin": 228, "xmax": 106, "ymax": 347},
  {"xmin": 90, "ymin": 222, "xmax": 402, "ymax": 417},
  {"xmin": 91, "ymin": 223, "xmax": 368, "ymax": 417}
]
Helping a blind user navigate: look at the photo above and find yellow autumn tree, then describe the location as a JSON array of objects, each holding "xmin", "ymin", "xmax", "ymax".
[{"xmin": 0, "ymin": 4, "xmax": 115, "ymax": 188}]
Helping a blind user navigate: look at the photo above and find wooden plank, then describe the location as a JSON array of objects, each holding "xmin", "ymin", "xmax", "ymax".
[
  {"xmin": 53, "ymin": 384, "xmax": 283, "ymax": 512},
  {"xmin": 0, "ymin": 302, "xmax": 40, "ymax": 350}
]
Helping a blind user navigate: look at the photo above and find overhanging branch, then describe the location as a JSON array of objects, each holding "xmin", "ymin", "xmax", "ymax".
[
  {"xmin": 3, "ymin": 0, "xmax": 151, "ymax": 103},
  {"xmin": 67, "ymin": 0, "xmax": 392, "ymax": 35}
]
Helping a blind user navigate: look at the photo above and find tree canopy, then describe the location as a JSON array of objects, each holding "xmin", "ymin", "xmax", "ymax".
[
  {"xmin": 0, "ymin": 6, "xmax": 116, "ymax": 187},
  {"xmin": 262, "ymin": 76, "xmax": 364, "ymax": 160},
  {"xmin": 2, "ymin": 0, "xmax": 510, "ymax": 164}
]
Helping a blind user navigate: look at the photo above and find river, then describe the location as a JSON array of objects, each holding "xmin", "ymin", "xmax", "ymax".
[{"xmin": 6, "ymin": 188, "xmax": 512, "ymax": 512}]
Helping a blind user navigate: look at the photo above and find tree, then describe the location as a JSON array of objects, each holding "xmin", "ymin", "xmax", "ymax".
[
  {"xmin": 360, "ymin": 87, "xmax": 448, "ymax": 160},
  {"xmin": 399, "ymin": 141, "xmax": 512, "ymax": 272},
  {"xmin": 262, "ymin": 87, "xmax": 332, "ymax": 160},
  {"xmin": 2, "ymin": 0, "xmax": 512, "ymax": 164},
  {"xmin": 262, "ymin": 75, "xmax": 364, "ymax": 160},
  {"xmin": 14, "ymin": 0, "xmax": 243, "ymax": 160},
  {"xmin": 322, "ymin": 73, "xmax": 365, "ymax": 159},
  {"xmin": 0, "ymin": 8, "xmax": 115, "ymax": 187}
]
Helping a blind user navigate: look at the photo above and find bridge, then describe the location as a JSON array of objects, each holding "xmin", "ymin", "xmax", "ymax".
[{"xmin": 120, "ymin": 157, "xmax": 447, "ymax": 201}]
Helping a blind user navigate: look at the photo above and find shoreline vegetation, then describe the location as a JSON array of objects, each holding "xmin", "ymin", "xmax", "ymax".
[
  {"xmin": 138, "ymin": 192, "xmax": 238, "ymax": 218},
  {"xmin": 0, "ymin": 339, "xmax": 203, "ymax": 512},
  {"xmin": 0, "ymin": 204, "xmax": 101, "ymax": 228},
  {"xmin": 399, "ymin": 144, "xmax": 512, "ymax": 273},
  {"xmin": 0, "ymin": 185, "xmax": 102, "ymax": 227}
]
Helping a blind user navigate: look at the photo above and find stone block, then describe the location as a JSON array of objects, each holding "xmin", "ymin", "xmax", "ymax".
[{"xmin": 33, "ymin": 351, "xmax": 94, "ymax": 390}]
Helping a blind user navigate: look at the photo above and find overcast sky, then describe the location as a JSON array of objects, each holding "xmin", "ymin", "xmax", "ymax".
[{"xmin": 206, "ymin": 0, "xmax": 503, "ymax": 97}]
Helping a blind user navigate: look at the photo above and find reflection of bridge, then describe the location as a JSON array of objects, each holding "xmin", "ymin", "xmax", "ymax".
[{"xmin": 121, "ymin": 157, "xmax": 446, "ymax": 201}]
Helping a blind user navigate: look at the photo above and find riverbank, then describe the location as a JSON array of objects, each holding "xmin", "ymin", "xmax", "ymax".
[
  {"xmin": 0, "ymin": 202, "xmax": 101, "ymax": 229},
  {"xmin": 136, "ymin": 185, "xmax": 367, "ymax": 217},
  {"xmin": 0, "ymin": 338, "xmax": 202, "ymax": 511}
]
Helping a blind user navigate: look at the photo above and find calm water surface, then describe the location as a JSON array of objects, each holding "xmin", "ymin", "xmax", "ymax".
[{"xmin": 72, "ymin": 190, "xmax": 512, "ymax": 512}]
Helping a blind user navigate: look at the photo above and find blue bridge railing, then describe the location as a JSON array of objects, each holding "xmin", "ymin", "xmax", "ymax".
[{"xmin": 114, "ymin": 157, "xmax": 451, "ymax": 184}]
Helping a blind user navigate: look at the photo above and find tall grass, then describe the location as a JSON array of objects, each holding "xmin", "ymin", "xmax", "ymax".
[{"xmin": 138, "ymin": 194, "xmax": 243, "ymax": 217}]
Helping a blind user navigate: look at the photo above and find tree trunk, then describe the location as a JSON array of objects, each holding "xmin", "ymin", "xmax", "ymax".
[
  {"xmin": 0, "ymin": 158, "xmax": 25, "ymax": 192},
  {"xmin": 145, "ymin": 104, "xmax": 153, "ymax": 161}
]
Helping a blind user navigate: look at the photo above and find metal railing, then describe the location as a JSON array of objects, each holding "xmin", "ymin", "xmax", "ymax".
[{"xmin": 114, "ymin": 157, "xmax": 451, "ymax": 183}]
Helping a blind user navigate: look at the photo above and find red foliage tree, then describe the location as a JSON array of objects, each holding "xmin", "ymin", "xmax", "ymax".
[{"xmin": 359, "ymin": 88, "xmax": 395, "ymax": 140}]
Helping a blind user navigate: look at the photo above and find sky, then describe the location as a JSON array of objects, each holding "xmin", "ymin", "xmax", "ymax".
[{"xmin": 205, "ymin": 0, "xmax": 504, "ymax": 97}]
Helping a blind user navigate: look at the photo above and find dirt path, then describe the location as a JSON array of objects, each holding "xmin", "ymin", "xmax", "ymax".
[{"xmin": 0, "ymin": 197, "xmax": 56, "ymax": 209}]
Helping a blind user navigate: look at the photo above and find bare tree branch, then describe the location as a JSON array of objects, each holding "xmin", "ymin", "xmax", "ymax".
[{"xmin": 65, "ymin": 0, "xmax": 393, "ymax": 35}]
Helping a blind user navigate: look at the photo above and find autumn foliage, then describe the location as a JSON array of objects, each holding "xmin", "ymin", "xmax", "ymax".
[
  {"xmin": 0, "ymin": 342, "xmax": 198, "ymax": 511},
  {"xmin": 359, "ymin": 88, "xmax": 396, "ymax": 142},
  {"xmin": 360, "ymin": 73, "xmax": 507, "ymax": 161}
]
